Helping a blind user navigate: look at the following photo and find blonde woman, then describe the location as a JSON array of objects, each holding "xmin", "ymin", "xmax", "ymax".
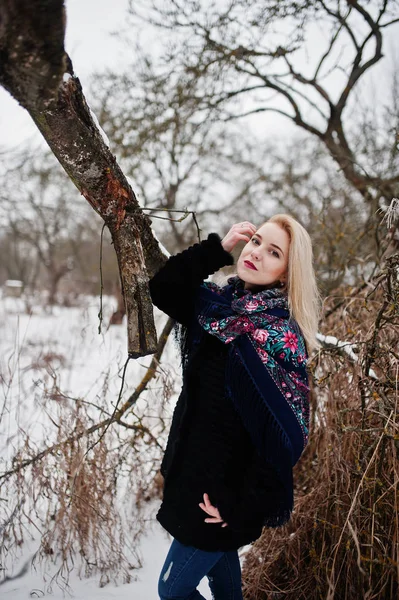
[{"xmin": 150, "ymin": 216, "xmax": 321, "ymax": 600}]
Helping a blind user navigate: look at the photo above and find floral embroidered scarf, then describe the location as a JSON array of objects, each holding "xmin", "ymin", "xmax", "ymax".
[{"xmin": 184, "ymin": 275, "xmax": 311, "ymax": 514}]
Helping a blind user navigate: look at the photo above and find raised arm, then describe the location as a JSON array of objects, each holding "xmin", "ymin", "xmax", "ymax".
[{"xmin": 149, "ymin": 232, "xmax": 234, "ymax": 325}]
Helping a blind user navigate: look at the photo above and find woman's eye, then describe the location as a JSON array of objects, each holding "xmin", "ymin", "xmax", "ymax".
[{"xmin": 251, "ymin": 239, "xmax": 279, "ymax": 257}]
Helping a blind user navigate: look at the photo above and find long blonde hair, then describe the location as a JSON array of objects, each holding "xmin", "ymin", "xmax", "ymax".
[{"xmin": 266, "ymin": 214, "xmax": 322, "ymax": 355}]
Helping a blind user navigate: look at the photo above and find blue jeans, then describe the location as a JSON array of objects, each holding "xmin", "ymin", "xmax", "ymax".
[{"xmin": 158, "ymin": 538, "xmax": 243, "ymax": 600}]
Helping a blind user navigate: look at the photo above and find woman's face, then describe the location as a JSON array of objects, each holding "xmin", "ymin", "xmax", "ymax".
[{"xmin": 236, "ymin": 222, "xmax": 290, "ymax": 291}]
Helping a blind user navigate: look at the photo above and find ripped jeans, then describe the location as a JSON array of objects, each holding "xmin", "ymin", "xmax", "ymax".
[{"xmin": 158, "ymin": 538, "xmax": 243, "ymax": 600}]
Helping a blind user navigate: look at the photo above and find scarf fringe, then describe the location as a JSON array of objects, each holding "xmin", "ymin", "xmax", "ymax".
[
  {"xmin": 225, "ymin": 346, "xmax": 295, "ymax": 526},
  {"xmin": 262, "ymin": 507, "xmax": 293, "ymax": 528},
  {"xmin": 225, "ymin": 346, "xmax": 294, "ymax": 494},
  {"xmin": 173, "ymin": 320, "xmax": 194, "ymax": 373}
]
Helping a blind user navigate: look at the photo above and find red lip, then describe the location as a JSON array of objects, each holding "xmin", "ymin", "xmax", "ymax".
[{"xmin": 244, "ymin": 260, "xmax": 257, "ymax": 271}]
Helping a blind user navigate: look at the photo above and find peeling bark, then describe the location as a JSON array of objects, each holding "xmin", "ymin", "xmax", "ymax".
[{"xmin": 0, "ymin": 0, "xmax": 167, "ymax": 357}]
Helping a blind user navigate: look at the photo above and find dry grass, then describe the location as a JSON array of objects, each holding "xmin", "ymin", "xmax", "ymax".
[{"xmin": 0, "ymin": 315, "xmax": 176, "ymax": 590}]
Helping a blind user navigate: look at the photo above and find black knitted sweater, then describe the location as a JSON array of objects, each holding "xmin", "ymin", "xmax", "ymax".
[{"xmin": 149, "ymin": 233, "xmax": 288, "ymax": 551}]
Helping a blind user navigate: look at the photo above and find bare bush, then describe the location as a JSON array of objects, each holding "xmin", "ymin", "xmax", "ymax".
[{"xmin": 241, "ymin": 250, "xmax": 399, "ymax": 599}]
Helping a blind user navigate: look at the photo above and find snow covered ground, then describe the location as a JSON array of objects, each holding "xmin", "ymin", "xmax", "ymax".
[
  {"xmin": 1, "ymin": 507, "xmax": 249, "ymax": 599},
  {"xmin": 1, "ymin": 511, "xmax": 216, "ymax": 599},
  {"xmin": 0, "ymin": 290, "xmax": 241, "ymax": 598}
]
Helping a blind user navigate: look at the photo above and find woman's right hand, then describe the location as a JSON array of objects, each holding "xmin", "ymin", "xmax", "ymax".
[
  {"xmin": 199, "ymin": 493, "xmax": 228, "ymax": 528},
  {"xmin": 221, "ymin": 222, "xmax": 257, "ymax": 254}
]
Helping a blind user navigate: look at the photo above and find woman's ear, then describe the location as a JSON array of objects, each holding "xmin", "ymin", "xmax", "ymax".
[{"xmin": 280, "ymin": 273, "xmax": 288, "ymax": 287}]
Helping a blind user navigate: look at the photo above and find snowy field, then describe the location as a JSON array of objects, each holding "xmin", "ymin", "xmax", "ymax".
[
  {"xmin": 1, "ymin": 510, "xmax": 250, "ymax": 599},
  {"xmin": 1, "ymin": 512, "xmax": 219, "ymax": 599},
  {"xmin": 0, "ymin": 290, "xmax": 233, "ymax": 599}
]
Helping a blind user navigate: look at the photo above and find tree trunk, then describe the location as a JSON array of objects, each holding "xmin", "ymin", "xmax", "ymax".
[{"xmin": 0, "ymin": 0, "xmax": 167, "ymax": 357}]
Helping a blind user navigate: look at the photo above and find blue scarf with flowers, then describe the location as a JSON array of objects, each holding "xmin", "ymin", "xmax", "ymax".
[{"xmin": 178, "ymin": 275, "xmax": 310, "ymax": 516}]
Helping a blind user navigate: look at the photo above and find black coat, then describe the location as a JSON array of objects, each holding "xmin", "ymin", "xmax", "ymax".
[{"xmin": 149, "ymin": 233, "xmax": 288, "ymax": 551}]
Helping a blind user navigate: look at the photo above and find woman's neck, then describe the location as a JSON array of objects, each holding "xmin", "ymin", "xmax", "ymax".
[{"xmin": 243, "ymin": 280, "xmax": 280, "ymax": 292}]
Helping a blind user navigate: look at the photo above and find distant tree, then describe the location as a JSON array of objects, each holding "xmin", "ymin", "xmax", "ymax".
[
  {"xmin": 0, "ymin": 229, "xmax": 40, "ymax": 289},
  {"xmin": 0, "ymin": 151, "xmax": 105, "ymax": 304}
]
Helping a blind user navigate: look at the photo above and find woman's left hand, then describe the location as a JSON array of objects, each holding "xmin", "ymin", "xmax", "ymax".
[
  {"xmin": 221, "ymin": 222, "xmax": 257, "ymax": 253},
  {"xmin": 199, "ymin": 493, "xmax": 228, "ymax": 527}
]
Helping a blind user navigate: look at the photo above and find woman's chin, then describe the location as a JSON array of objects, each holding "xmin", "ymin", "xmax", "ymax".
[{"xmin": 237, "ymin": 266, "xmax": 256, "ymax": 282}]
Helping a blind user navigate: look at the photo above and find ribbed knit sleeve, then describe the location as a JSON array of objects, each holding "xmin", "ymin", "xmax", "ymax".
[{"xmin": 149, "ymin": 233, "xmax": 234, "ymax": 325}]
